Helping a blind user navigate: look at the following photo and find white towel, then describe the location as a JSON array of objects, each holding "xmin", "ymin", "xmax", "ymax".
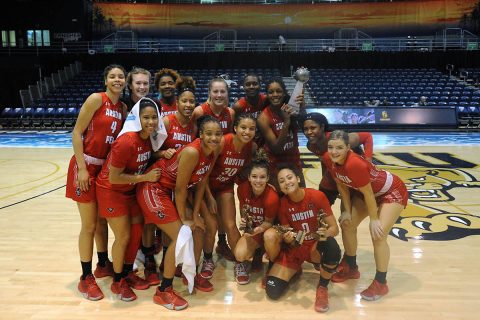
[
  {"xmin": 175, "ymin": 225, "xmax": 195, "ymax": 294},
  {"xmin": 118, "ymin": 97, "xmax": 167, "ymax": 152}
]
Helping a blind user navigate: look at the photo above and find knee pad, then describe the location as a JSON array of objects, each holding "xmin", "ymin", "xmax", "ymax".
[
  {"xmin": 317, "ymin": 237, "xmax": 341, "ymax": 271},
  {"xmin": 265, "ymin": 276, "xmax": 288, "ymax": 300}
]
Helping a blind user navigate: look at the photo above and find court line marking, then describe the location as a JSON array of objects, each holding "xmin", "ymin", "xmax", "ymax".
[
  {"xmin": 0, "ymin": 185, "xmax": 66, "ymax": 210},
  {"xmin": 0, "ymin": 159, "xmax": 61, "ymax": 189},
  {"xmin": 0, "ymin": 174, "xmax": 67, "ymax": 200}
]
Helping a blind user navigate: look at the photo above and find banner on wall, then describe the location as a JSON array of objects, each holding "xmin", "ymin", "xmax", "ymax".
[
  {"xmin": 92, "ymin": 1, "xmax": 478, "ymax": 38},
  {"xmin": 308, "ymin": 107, "xmax": 458, "ymax": 126}
]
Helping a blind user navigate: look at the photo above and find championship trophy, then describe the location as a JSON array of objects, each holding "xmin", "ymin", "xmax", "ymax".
[
  {"xmin": 272, "ymin": 225, "xmax": 306, "ymax": 247},
  {"xmin": 287, "ymin": 66, "xmax": 310, "ymax": 114},
  {"xmin": 239, "ymin": 204, "xmax": 255, "ymax": 234}
]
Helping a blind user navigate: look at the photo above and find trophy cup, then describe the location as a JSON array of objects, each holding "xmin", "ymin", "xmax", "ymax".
[
  {"xmin": 272, "ymin": 225, "xmax": 306, "ymax": 247},
  {"xmin": 287, "ymin": 66, "xmax": 310, "ymax": 114},
  {"xmin": 239, "ymin": 204, "xmax": 255, "ymax": 234}
]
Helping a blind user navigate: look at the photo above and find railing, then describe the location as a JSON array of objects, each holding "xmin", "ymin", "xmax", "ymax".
[{"xmin": 0, "ymin": 36, "xmax": 478, "ymax": 55}]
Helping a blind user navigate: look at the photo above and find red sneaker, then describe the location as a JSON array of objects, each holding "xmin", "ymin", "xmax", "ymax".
[
  {"xmin": 153, "ymin": 287, "xmax": 188, "ymax": 311},
  {"xmin": 125, "ymin": 271, "xmax": 150, "ymax": 290},
  {"xmin": 215, "ymin": 242, "xmax": 235, "ymax": 261},
  {"xmin": 250, "ymin": 250, "xmax": 264, "ymax": 273},
  {"xmin": 199, "ymin": 258, "xmax": 215, "ymax": 279},
  {"xmin": 234, "ymin": 262, "xmax": 250, "ymax": 285},
  {"xmin": 183, "ymin": 274, "xmax": 214, "ymax": 292},
  {"xmin": 144, "ymin": 262, "xmax": 160, "ymax": 286},
  {"xmin": 314, "ymin": 286, "xmax": 329, "ymax": 312},
  {"xmin": 331, "ymin": 259, "xmax": 360, "ymax": 283},
  {"xmin": 111, "ymin": 278, "xmax": 137, "ymax": 301},
  {"xmin": 93, "ymin": 260, "xmax": 114, "ymax": 278},
  {"xmin": 78, "ymin": 274, "xmax": 104, "ymax": 301},
  {"xmin": 360, "ymin": 280, "xmax": 389, "ymax": 301}
]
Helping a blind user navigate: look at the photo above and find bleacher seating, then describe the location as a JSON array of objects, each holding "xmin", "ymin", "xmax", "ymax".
[
  {"xmin": 307, "ymin": 68, "xmax": 479, "ymax": 108},
  {"xmin": 2, "ymin": 66, "xmax": 480, "ymax": 130}
]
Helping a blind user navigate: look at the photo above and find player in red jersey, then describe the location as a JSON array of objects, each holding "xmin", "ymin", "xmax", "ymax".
[
  {"xmin": 301, "ymin": 112, "xmax": 373, "ymax": 205},
  {"xmin": 66, "ymin": 64, "xmax": 127, "ymax": 301},
  {"xmin": 136, "ymin": 116, "xmax": 222, "ymax": 309},
  {"xmin": 154, "ymin": 68, "xmax": 180, "ymax": 117},
  {"xmin": 119, "ymin": 66, "xmax": 163, "ymax": 287},
  {"xmin": 192, "ymin": 77, "xmax": 236, "ymax": 260},
  {"xmin": 95, "ymin": 98, "xmax": 162, "ymax": 302},
  {"xmin": 200, "ymin": 113, "xmax": 257, "ymax": 284},
  {"xmin": 149, "ymin": 76, "xmax": 197, "ymax": 278},
  {"xmin": 233, "ymin": 73, "xmax": 268, "ymax": 119},
  {"xmin": 233, "ymin": 149, "xmax": 280, "ymax": 284},
  {"xmin": 157, "ymin": 76, "xmax": 196, "ymax": 158},
  {"xmin": 258, "ymin": 78, "xmax": 305, "ymax": 190},
  {"xmin": 233, "ymin": 73, "xmax": 268, "ymax": 147},
  {"xmin": 324, "ymin": 130, "xmax": 408, "ymax": 301},
  {"xmin": 262, "ymin": 166, "xmax": 340, "ymax": 312},
  {"xmin": 192, "ymin": 77, "xmax": 235, "ymax": 135},
  {"xmin": 122, "ymin": 67, "xmax": 153, "ymax": 112}
]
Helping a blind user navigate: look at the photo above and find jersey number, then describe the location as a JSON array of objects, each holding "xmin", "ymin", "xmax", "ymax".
[
  {"xmin": 111, "ymin": 121, "xmax": 117, "ymax": 134},
  {"xmin": 301, "ymin": 222, "xmax": 310, "ymax": 233}
]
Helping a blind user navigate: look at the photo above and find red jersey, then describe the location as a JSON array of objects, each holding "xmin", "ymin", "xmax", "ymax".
[
  {"xmin": 200, "ymin": 102, "xmax": 233, "ymax": 134},
  {"xmin": 308, "ymin": 131, "xmax": 373, "ymax": 160},
  {"xmin": 209, "ymin": 133, "xmax": 253, "ymax": 190},
  {"xmin": 96, "ymin": 132, "xmax": 153, "ymax": 193},
  {"xmin": 147, "ymin": 138, "xmax": 214, "ymax": 190},
  {"xmin": 160, "ymin": 98, "xmax": 177, "ymax": 117},
  {"xmin": 162, "ymin": 113, "xmax": 195, "ymax": 150},
  {"xmin": 83, "ymin": 92, "xmax": 124, "ymax": 159},
  {"xmin": 236, "ymin": 181, "xmax": 279, "ymax": 228},
  {"xmin": 261, "ymin": 106, "xmax": 300, "ymax": 167},
  {"xmin": 323, "ymin": 151, "xmax": 393, "ymax": 196},
  {"xmin": 278, "ymin": 188, "xmax": 333, "ymax": 242},
  {"xmin": 236, "ymin": 93, "xmax": 268, "ymax": 118}
]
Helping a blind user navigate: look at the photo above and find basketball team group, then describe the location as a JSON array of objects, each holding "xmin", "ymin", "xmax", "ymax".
[{"xmin": 66, "ymin": 64, "xmax": 409, "ymax": 312}]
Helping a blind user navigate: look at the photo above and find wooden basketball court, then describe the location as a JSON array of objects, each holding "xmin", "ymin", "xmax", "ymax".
[{"xmin": 0, "ymin": 133, "xmax": 479, "ymax": 320}]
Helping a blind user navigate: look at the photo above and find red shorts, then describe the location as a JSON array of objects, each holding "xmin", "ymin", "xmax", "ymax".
[
  {"xmin": 210, "ymin": 183, "xmax": 234, "ymax": 197},
  {"xmin": 377, "ymin": 175, "xmax": 408, "ymax": 208},
  {"xmin": 96, "ymin": 187, "xmax": 141, "ymax": 218},
  {"xmin": 136, "ymin": 182, "xmax": 180, "ymax": 225},
  {"xmin": 274, "ymin": 240, "xmax": 316, "ymax": 271},
  {"xmin": 65, "ymin": 155, "xmax": 102, "ymax": 203},
  {"xmin": 250, "ymin": 231, "xmax": 264, "ymax": 246}
]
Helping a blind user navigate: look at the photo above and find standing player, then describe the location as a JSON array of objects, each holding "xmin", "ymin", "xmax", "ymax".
[
  {"xmin": 122, "ymin": 67, "xmax": 153, "ymax": 112},
  {"xmin": 232, "ymin": 73, "xmax": 268, "ymax": 119},
  {"xmin": 95, "ymin": 98, "xmax": 162, "ymax": 301},
  {"xmin": 324, "ymin": 130, "xmax": 408, "ymax": 301},
  {"xmin": 157, "ymin": 76, "xmax": 197, "ymax": 158},
  {"xmin": 193, "ymin": 77, "xmax": 235, "ymax": 135},
  {"xmin": 66, "ymin": 64, "xmax": 127, "ymax": 301},
  {"xmin": 233, "ymin": 149, "xmax": 280, "ymax": 283},
  {"xmin": 154, "ymin": 68, "xmax": 180, "ymax": 117},
  {"xmin": 137, "ymin": 115, "xmax": 223, "ymax": 308},
  {"xmin": 150, "ymin": 76, "xmax": 197, "ymax": 277},
  {"xmin": 120, "ymin": 66, "xmax": 162, "ymax": 287},
  {"xmin": 262, "ymin": 166, "xmax": 341, "ymax": 312},
  {"xmin": 233, "ymin": 73, "xmax": 268, "ymax": 147},
  {"xmin": 301, "ymin": 112, "xmax": 373, "ymax": 205},
  {"xmin": 192, "ymin": 77, "xmax": 236, "ymax": 261},
  {"xmin": 257, "ymin": 78, "xmax": 304, "ymax": 189},
  {"xmin": 200, "ymin": 113, "xmax": 257, "ymax": 284}
]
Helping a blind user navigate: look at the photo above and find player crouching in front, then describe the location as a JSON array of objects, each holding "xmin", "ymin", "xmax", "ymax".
[{"xmin": 262, "ymin": 166, "xmax": 341, "ymax": 312}]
